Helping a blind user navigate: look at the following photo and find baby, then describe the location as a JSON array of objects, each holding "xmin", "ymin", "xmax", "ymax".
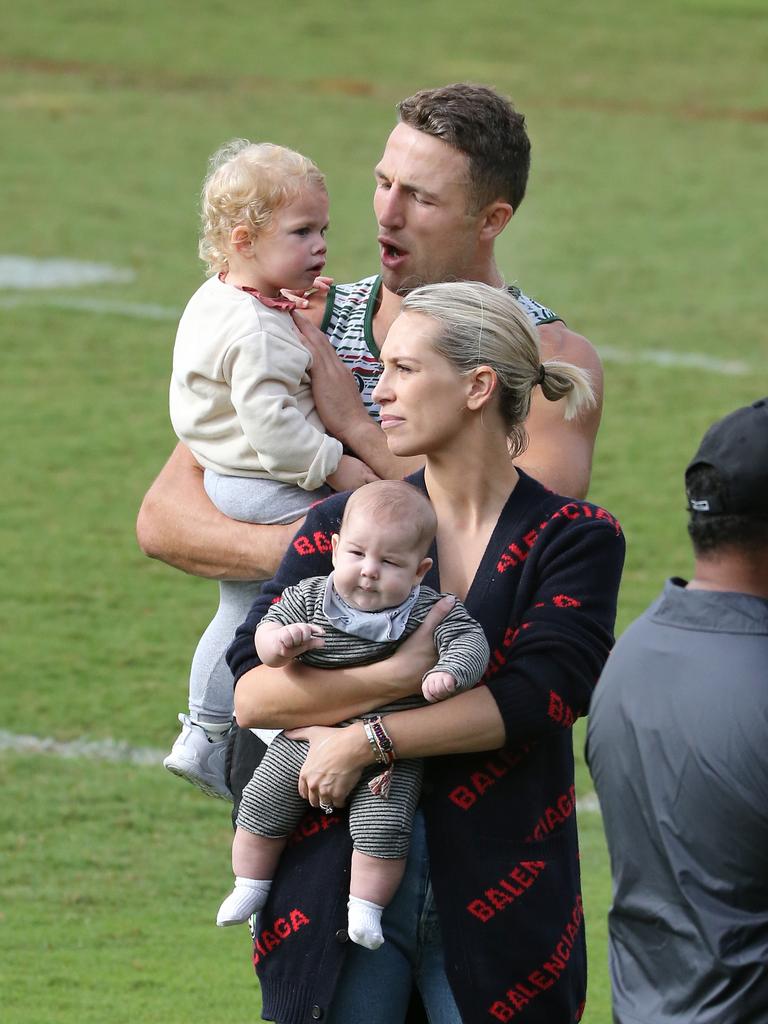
[
  {"xmin": 217, "ymin": 480, "xmax": 490, "ymax": 949},
  {"xmin": 165, "ymin": 139, "xmax": 374, "ymax": 799}
]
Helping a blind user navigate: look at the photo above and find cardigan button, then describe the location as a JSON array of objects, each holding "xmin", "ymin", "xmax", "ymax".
[
  {"xmin": 311, "ymin": 1006, "xmax": 323, "ymax": 1020},
  {"xmin": 335, "ymin": 928, "xmax": 348, "ymax": 942}
]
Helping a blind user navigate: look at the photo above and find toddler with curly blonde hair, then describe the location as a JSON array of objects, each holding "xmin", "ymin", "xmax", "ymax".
[{"xmin": 164, "ymin": 140, "xmax": 375, "ymax": 799}]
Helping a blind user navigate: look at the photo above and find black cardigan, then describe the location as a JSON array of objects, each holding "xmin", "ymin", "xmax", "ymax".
[{"xmin": 227, "ymin": 471, "xmax": 625, "ymax": 1023}]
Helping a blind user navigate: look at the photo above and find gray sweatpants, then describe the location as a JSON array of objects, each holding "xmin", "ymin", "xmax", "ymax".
[
  {"xmin": 237, "ymin": 731, "xmax": 423, "ymax": 858},
  {"xmin": 187, "ymin": 471, "xmax": 331, "ymax": 724}
]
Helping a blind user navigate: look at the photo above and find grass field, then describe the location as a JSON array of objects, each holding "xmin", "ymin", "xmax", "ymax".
[{"xmin": 2, "ymin": 2, "xmax": 767, "ymax": 1021}]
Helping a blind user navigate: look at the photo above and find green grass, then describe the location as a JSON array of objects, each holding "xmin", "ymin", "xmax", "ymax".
[
  {"xmin": 0, "ymin": 753, "xmax": 260, "ymax": 1023},
  {"xmin": 2, "ymin": 1, "xmax": 767, "ymax": 1021}
]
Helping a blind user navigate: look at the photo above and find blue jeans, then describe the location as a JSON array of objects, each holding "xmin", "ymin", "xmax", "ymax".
[{"xmin": 323, "ymin": 810, "xmax": 462, "ymax": 1024}]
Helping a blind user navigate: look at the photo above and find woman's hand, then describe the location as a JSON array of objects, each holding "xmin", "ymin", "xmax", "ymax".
[
  {"xmin": 386, "ymin": 595, "xmax": 456, "ymax": 693},
  {"xmin": 285, "ymin": 723, "xmax": 371, "ymax": 811}
]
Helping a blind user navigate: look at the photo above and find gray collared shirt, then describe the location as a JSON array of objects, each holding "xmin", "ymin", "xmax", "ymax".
[{"xmin": 587, "ymin": 579, "xmax": 768, "ymax": 1024}]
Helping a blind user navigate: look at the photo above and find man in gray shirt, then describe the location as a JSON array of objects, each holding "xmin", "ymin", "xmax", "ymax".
[{"xmin": 587, "ymin": 398, "xmax": 768, "ymax": 1024}]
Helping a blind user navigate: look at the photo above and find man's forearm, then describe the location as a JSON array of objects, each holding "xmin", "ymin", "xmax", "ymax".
[
  {"xmin": 341, "ymin": 415, "xmax": 423, "ymax": 480},
  {"xmin": 136, "ymin": 443, "xmax": 300, "ymax": 580},
  {"xmin": 290, "ymin": 310, "xmax": 422, "ymax": 479}
]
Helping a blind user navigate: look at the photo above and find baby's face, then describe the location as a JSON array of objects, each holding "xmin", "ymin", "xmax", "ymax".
[{"xmin": 331, "ymin": 512, "xmax": 430, "ymax": 612}]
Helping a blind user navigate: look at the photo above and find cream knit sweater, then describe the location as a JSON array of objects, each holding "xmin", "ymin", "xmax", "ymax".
[{"xmin": 170, "ymin": 275, "xmax": 342, "ymax": 489}]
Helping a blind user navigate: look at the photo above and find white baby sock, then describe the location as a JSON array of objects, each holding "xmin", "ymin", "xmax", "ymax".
[
  {"xmin": 216, "ymin": 877, "xmax": 272, "ymax": 927},
  {"xmin": 347, "ymin": 895, "xmax": 385, "ymax": 950}
]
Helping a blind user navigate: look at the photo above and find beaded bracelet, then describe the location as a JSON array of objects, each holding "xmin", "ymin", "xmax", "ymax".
[
  {"xmin": 363, "ymin": 715, "xmax": 395, "ymax": 766},
  {"xmin": 363, "ymin": 720, "xmax": 384, "ymax": 763},
  {"xmin": 363, "ymin": 715, "xmax": 395, "ymax": 799}
]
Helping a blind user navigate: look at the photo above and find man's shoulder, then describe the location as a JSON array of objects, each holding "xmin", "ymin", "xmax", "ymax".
[
  {"xmin": 506, "ymin": 285, "xmax": 602, "ymax": 378},
  {"xmin": 537, "ymin": 318, "xmax": 601, "ymax": 372},
  {"xmin": 508, "ymin": 284, "xmax": 562, "ymax": 326},
  {"xmin": 321, "ymin": 276, "xmax": 379, "ymax": 331},
  {"xmin": 325, "ymin": 277, "xmax": 562, "ymax": 325},
  {"xmin": 332, "ymin": 275, "xmax": 379, "ymax": 297}
]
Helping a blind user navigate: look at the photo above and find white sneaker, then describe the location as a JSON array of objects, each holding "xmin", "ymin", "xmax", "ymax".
[{"xmin": 163, "ymin": 714, "xmax": 233, "ymax": 801}]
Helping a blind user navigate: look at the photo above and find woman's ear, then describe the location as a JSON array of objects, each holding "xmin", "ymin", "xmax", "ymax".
[
  {"xmin": 230, "ymin": 224, "xmax": 253, "ymax": 252},
  {"xmin": 465, "ymin": 366, "xmax": 497, "ymax": 411}
]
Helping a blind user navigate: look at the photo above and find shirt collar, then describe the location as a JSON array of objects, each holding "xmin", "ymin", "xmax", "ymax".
[
  {"xmin": 651, "ymin": 578, "xmax": 768, "ymax": 635},
  {"xmin": 218, "ymin": 272, "xmax": 296, "ymax": 311}
]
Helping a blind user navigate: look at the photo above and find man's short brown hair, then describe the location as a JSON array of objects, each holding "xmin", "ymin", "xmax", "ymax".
[{"xmin": 397, "ymin": 83, "xmax": 531, "ymax": 214}]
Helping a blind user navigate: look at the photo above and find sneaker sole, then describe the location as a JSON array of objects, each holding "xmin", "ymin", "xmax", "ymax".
[{"xmin": 163, "ymin": 759, "xmax": 233, "ymax": 802}]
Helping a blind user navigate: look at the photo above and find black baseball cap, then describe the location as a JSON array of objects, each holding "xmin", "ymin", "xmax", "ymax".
[{"xmin": 685, "ymin": 397, "xmax": 768, "ymax": 516}]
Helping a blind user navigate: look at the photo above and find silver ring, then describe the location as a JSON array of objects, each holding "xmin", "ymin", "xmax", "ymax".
[{"xmin": 320, "ymin": 802, "xmax": 334, "ymax": 814}]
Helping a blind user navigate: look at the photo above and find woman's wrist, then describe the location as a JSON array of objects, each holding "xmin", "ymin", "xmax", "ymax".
[
  {"xmin": 363, "ymin": 716, "xmax": 396, "ymax": 765},
  {"xmin": 346, "ymin": 721, "xmax": 379, "ymax": 769},
  {"xmin": 361, "ymin": 715, "xmax": 397, "ymax": 799}
]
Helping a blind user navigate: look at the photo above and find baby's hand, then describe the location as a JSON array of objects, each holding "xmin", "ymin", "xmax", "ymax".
[
  {"xmin": 280, "ymin": 275, "xmax": 334, "ymax": 308},
  {"xmin": 277, "ymin": 623, "xmax": 325, "ymax": 657},
  {"xmin": 256, "ymin": 621, "xmax": 325, "ymax": 666},
  {"xmin": 422, "ymin": 671, "xmax": 458, "ymax": 703},
  {"xmin": 327, "ymin": 454, "xmax": 379, "ymax": 493}
]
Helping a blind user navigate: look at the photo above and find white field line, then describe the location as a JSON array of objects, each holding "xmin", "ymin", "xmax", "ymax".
[
  {"xmin": 0, "ymin": 293, "xmax": 753, "ymax": 376},
  {"xmin": 0, "ymin": 728, "xmax": 165, "ymax": 766},
  {"xmin": 599, "ymin": 344, "xmax": 750, "ymax": 377},
  {"xmin": 0, "ymin": 294, "xmax": 178, "ymax": 320},
  {"xmin": 0, "ymin": 728, "xmax": 603, "ymax": 813},
  {"xmin": 0, "ymin": 255, "xmax": 135, "ymax": 289},
  {"xmin": 577, "ymin": 793, "xmax": 601, "ymax": 814}
]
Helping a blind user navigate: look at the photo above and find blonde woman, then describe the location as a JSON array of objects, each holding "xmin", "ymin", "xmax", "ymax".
[{"xmin": 228, "ymin": 281, "xmax": 626, "ymax": 1024}]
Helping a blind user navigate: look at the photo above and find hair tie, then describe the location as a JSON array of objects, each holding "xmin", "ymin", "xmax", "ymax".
[{"xmin": 537, "ymin": 364, "xmax": 546, "ymax": 385}]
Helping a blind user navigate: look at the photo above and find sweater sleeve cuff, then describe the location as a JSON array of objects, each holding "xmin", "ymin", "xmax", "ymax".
[
  {"xmin": 300, "ymin": 435, "xmax": 343, "ymax": 491},
  {"xmin": 233, "ymin": 654, "xmax": 262, "ymax": 686},
  {"xmin": 423, "ymin": 662, "xmax": 473, "ymax": 692},
  {"xmin": 486, "ymin": 670, "xmax": 552, "ymax": 746}
]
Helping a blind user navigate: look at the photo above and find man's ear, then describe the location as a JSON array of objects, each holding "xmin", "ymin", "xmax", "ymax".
[
  {"xmin": 465, "ymin": 366, "xmax": 498, "ymax": 411},
  {"xmin": 331, "ymin": 533, "xmax": 340, "ymax": 567},
  {"xmin": 415, "ymin": 556, "xmax": 433, "ymax": 583},
  {"xmin": 230, "ymin": 224, "xmax": 253, "ymax": 252},
  {"xmin": 478, "ymin": 201, "xmax": 513, "ymax": 242}
]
